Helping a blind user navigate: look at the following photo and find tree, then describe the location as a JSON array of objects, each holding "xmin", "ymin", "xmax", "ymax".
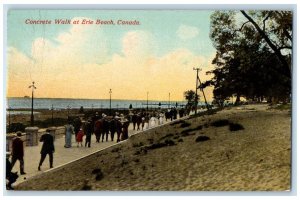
[
  {"xmin": 205, "ymin": 10, "xmax": 292, "ymax": 105},
  {"xmin": 184, "ymin": 90, "xmax": 199, "ymax": 107}
]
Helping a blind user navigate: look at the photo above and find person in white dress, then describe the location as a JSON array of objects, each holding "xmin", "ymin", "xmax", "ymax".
[
  {"xmin": 150, "ymin": 115, "xmax": 156, "ymax": 128},
  {"xmin": 159, "ymin": 112, "xmax": 164, "ymax": 125}
]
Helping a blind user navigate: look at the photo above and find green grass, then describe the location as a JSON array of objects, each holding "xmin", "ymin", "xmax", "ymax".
[{"xmin": 272, "ymin": 104, "xmax": 291, "ymax": 110}]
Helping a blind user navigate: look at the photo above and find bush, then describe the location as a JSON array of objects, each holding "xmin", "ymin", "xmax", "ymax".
[
  {"xmin": 92, "ymin": 168, "xmax": 104, "ymax": 181},
  {"xmin": 170, "ymin": 120, "xmax": 185, "ymax": 126},
  {"xmin": 211, "ymin": 119, "xmax": 230, "ymax": 127},
  {"xmin": 164, "ymin": 139, "xmax": 175, "ymax": 146},
  {"xmin": 92, "ymin": 168, "xmax": 102, "ymax": 174},
  {"xmin": 34, "ymin": 118, "xmax": 68, "ymax": 128},
  {"xmin": 229, "ymin": 123, "xmax": 244, "ymax": 131},
  {"xmin": 180, "ymin": 122, "xmax": 191, "ymax": 128},
  {"xmin": 132, "ymin": 142, "xmax": 144, "ymax": 148},
  {"xmin": 7, "ymin": 122, "xmax": 25, "ymax": 133},
  {"xmin": 195, "ymin": 136, "xmax": 210, "ymax": 142}
]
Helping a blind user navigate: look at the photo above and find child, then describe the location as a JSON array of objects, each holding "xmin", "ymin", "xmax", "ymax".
[{"xmin": 76, "ymin": 128, "xmax": 84, "ymax": 147}]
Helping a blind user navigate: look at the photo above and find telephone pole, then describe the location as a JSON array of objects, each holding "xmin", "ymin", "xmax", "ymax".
[
  {"xmin": 193, "ymin": 67, "xmax": 210, "ymax": 114},
  {"xmin": 109, "ymin": 89, "xmax": 112, "ymax": 116},
  {"xmin": 8, "ymin": 107, "xmax": 11, "ymax": 130},
  {"xmin": 51, "ymin": 104, "xmax": 54, "ymax": 126},
  {"xmin": 147, "ymin": 91, "xmax": 149, "ymax": 112},
  {"xmin": 193, "ymin": 68, "xmax": 200, "ymax": 114},
  {"xmin": 28, "ymin": 81, "xmax": 36, "ymax": 126},
  {"xmin": 168, "ymin": 92, "xmax": 170, "ymax": 109}
]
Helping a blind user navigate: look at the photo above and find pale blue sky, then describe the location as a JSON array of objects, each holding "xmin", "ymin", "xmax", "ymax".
[{"xmin": 8, "ymin": 10, "xmax": 215, "ymax": 59}]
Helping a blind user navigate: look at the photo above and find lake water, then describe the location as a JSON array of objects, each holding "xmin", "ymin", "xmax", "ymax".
[{"xmin": 7, "ymin": 97, "xmax": 188, "ymax": 110}]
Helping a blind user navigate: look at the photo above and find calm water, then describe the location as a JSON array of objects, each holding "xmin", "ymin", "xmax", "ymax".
[{"xmin": 7, "ymin": 97, "xmax": 187, "ymax": 110}]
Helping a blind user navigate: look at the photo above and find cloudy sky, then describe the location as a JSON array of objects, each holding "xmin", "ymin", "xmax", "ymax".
[{"xmin": 7, "ymin": 10, "xmax": 216, "ymax": 101}]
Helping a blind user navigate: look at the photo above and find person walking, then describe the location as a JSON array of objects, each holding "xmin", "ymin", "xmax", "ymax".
[
  {"xmin": 64, "ymin": 120, "xmax": 74, "ymax": 148},
  {"xmin": 121, "ymin": 118, "xmax": 130, "ymax": 141},
  {"xmin": 6, "ymin": 152, "xmax": 18, "ymax": 190},
  {"xmin": 132, "ymin": 112, "xmax": 137, "ymax": 130},
  {"xmin": 73, "ymin": 117, "xmax": 82, "ymax": 142},
  {"xmin": 11, "ymin": 131, "xmax": 26, "ymax": 175},
  {"xmin": 136, "ymin": 113, "xmax": 142, "ymax": 131},
  {"xmin": 76, "ymin": 128, "xmax": 84, "ymax": 147},
  {"xmin": 159, "ymin": 112, "xmax": 164, "ymax": 125},
  {"xmin": 38, "ymin": 129, "xmax": 55, "ymax": 171},
  {"xmin": 84, "ymin": 120, "xmax": 93, "ymax": 147}
]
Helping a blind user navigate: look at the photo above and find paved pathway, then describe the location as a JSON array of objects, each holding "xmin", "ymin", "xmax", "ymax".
[
  {"xmin": 10, "ymin": 123, "xmax": 144, "ymax": 186},
  {"xmin": 10, "ymin": 118, "xmax": 181, "ymax": 187}
]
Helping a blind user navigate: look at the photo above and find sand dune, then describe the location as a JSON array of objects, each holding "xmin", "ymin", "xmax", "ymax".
[{"xmin": 15, "ymin": 104, "xmax": 291, "ymax": 191}]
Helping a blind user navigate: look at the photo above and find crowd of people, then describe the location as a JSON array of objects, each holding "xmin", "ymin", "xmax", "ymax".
[{"xmin": 6, "ymin": 107, "xmax": 189, "ymax": 190}]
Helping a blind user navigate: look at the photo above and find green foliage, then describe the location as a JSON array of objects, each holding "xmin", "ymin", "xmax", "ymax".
[
  {"xmin": 271, "ymin": 103, "xmax": 291, "ymax": 110},
  {"xmin": 7, "ymin": 122, "xmax": 25, "ymax": 133},
  {"xmin": 184, "ymin": 90, "xmax": 199, "ymax": 107},
  {"xmin": 207, "ymin": 11, "xmax": 292, "ymax": 105},
  {"xmin": 34, "ymin": 118, "xmax": 68, "ymax": 128}
]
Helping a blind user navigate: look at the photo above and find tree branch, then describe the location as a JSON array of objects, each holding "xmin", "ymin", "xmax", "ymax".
[
  {"xmin": 233, "ymin": 21, "xmax": 250, "ymax": 35},
  {"xmin": 274, "ymin": 11, "xmax": 292, "ymax": 42},
  {"xmin": 278, "ymin": 46, "xmax": 292, "ymax": 51},
  {"xmin": 263, "ymin": 12, "xmax": 272, "ymax": 32},
  {"xmin": 240, "ymin": 10, "xmax": 291, "ymax": 78}
]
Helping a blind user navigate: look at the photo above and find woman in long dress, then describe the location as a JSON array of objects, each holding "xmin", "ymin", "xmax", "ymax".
[
  {"xmin": 150, "ymin": 115, "xmax": 156, "ymax": 128},
  {"xmin": 159, "ymin": 112, "xmax": 164, "ymax": 125},
  {"xmin": 64, "ymin": 121, "xmax": 74, "ymax": 148}
]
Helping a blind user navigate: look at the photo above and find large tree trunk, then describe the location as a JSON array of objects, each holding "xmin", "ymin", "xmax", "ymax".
[{"xmin": 235, "ymin": 94, "xmax": 241, "ymax": 105}]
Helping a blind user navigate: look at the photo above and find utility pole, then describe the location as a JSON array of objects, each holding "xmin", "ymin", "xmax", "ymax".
[
  {"xmin": 67, "ymin": 105, "xmax": 70, "ymax": 119},
  {"xmin": 109, "ymin": 89, "xmax": 112, "ymax": 116},
  {"xmin": 168, "ymin": 92, "xmax": 170, "ymax": 109},
  {"xmin": 147, "ymin": 91, "xmax": 149, "ymax": 112},
  {"xmin": 193, "ymin": 68, "xmax": 200, "ymax": 114},
  {"xmin": 193, "ymin": 67, "xmax": 210, "ymax": 113},
  {"xmin": 8, "ymin": 107, "xmax": 11, "ymax": 130},
  {"xmin": 51, "ymin": 104, "xmax": 54, "ymax": 126},
  {"xmin": 28, "ymin": 81, "xmax": 36, "ymax": 126}
]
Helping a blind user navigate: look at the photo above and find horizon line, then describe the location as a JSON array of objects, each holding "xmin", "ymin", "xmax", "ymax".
[{"xmin": 7, "ymin": 96, "xmax": 187, "ymax": 102}]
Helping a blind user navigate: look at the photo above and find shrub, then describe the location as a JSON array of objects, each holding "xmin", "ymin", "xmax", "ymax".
[
  {"xmin": 229, "ymin": 123, "xmax": 244, "ymax": 131},
  {"xmin": 92, "ymin": 168, "xmax": 104, "ymax": 181},
  {"xmin": 7, "ymin": 122, "xmax": 25, "ymax": 133},
  {"xmin": 195, "ymin": 136, "xmax": 210, "ymax": 142},
  {"xmin": 210, "ymin": 119, "xmax": 230, "ymax": 127},
  {"xmin": 164, "ymin": 139, "xmax": 175, "ymax": 146},
  {"xmin": 170, "ymin": 120, "xmax": 185, "ymax": 126},
  {"xmin": 180, "ymin": 122, "xmax": 191, "ymax": 128},
  {"xmin": 92, "ymin": 168, "xmax": 101, "ymax": 174}
]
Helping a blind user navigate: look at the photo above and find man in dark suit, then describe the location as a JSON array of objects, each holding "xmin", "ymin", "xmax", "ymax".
[
  {"xmin": 11, "ymin": 131, "xmax": 26, "ymax": 175},
  {"xmin": 6, "ymin": 152, "xmax": 18, "ymax": 190},
  {"xmin": 38, "ymin": 129, "xmax": 55, "ymax": 171}
]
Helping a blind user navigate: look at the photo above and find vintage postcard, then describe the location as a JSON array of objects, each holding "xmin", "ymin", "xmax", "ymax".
[{"xmin": 5, "ymin": 8, "xmax": 292, "ymax": 192}]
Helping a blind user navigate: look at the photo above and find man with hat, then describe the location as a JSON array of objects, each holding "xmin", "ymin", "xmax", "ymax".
[
  {"xmin": 11, "ymin": 131, "xmax": 26, "ymax": 175},
  {"xmin": 38, "ymin": 128, "xmax": 55, "ymax": 171},
  {"xmin": 6, "ymin": 152, "xmax": 18, "ymax": 190}
]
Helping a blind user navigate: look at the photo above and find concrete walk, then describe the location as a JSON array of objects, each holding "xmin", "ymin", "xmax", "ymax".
[
  {"xmin": 10, "ymin": 116, "xmax": 183, "ymax": 187},
  {"xmin": 10, "ymin": 123, "xmax": 142, "ymax": 186}
]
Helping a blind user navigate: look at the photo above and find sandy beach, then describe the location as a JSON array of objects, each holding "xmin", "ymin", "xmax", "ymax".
[{"xmin": 15, "ymin": 104, "xmax": 291, "ymax": 191}]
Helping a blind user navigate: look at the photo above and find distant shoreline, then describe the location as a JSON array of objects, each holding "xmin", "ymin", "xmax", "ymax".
[{"xmin": 6, "ymin": 96, "xmax": 187, "ymax": 103}]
